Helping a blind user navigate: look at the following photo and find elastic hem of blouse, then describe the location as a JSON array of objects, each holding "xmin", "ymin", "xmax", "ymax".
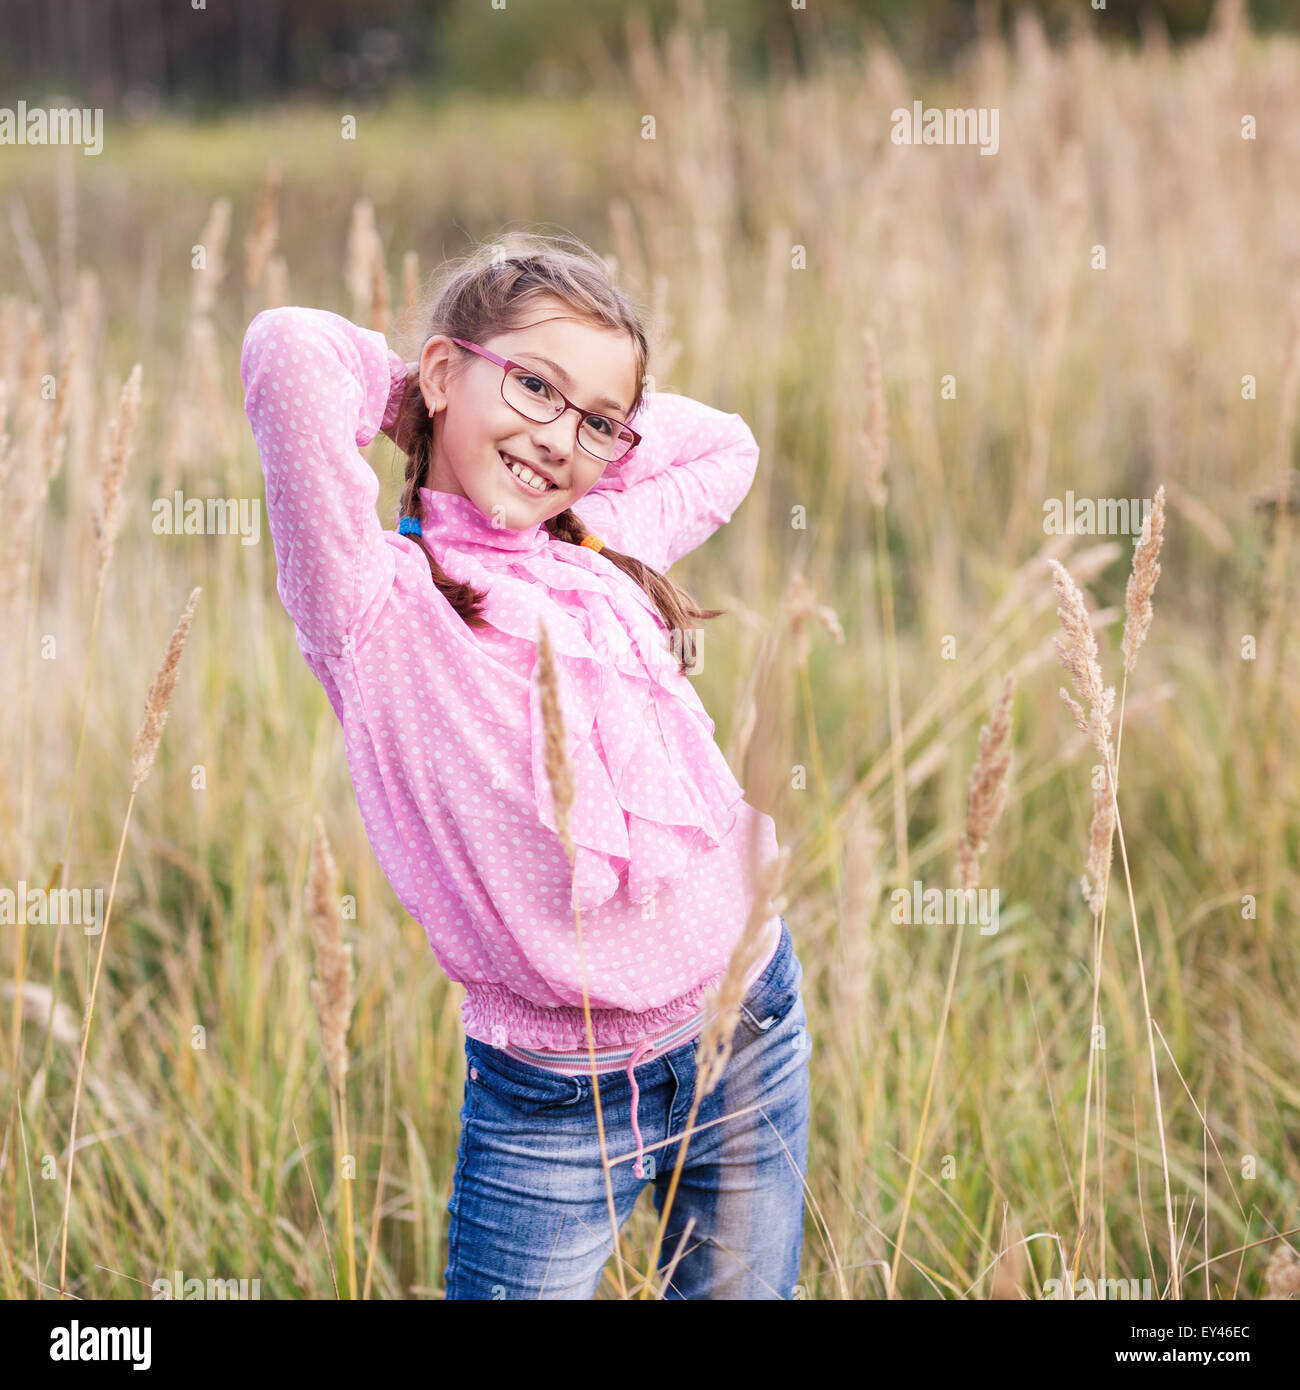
[{"xmin": 461, "ymin": 972, "xmax": 730, "ymax": 1052}]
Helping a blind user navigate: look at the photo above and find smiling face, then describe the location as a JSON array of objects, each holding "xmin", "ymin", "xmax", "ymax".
[{"xmin": 417, "ymin": 295, "xmax": 640, "ymax": 530}]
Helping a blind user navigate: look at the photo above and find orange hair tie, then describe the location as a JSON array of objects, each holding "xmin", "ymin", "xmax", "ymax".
[{"xmin": 580, "ymin": 534, "xmax": 605, "ymax": 553}]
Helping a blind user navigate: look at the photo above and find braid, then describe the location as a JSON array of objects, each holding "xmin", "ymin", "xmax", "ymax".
[
  {"xmin": 546, "ymin": 508, "xmax": 724, "ymax": 674},
  {"xmin": 394, "ymin": 379, "xmax": 490, "ymax": 629}
]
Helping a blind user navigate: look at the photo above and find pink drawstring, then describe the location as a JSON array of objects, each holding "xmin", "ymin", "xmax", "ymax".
[{"xmin": 626, "ymin": 1040, "xmax": 655, "ymax": 1178}]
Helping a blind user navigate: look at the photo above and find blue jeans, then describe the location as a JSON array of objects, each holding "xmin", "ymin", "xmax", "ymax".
[{"xmin": 443, "ymin": 917, "xmax": 811, "ymax": 1299}]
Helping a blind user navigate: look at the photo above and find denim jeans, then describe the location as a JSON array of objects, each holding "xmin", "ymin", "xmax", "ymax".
[{"xmin": 443, "ymin": 917, "xmax": 811, "ymax": 1299}]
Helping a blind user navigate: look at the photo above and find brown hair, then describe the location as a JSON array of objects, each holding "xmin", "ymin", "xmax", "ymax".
[{"xmin": 389, "ymin": 231, "xmax": 723, "ymax": 673}]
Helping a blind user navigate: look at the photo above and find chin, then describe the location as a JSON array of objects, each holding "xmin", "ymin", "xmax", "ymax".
[
  {"xmin": 460, "ymin": 486, "xmax": 540, "ymax": 531},
  {"xmin": 497, "ymin": 480, "xmax": 567, "ymax": 525}
]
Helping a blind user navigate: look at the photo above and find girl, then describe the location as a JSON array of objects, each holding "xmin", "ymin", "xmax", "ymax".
[{"xmin": 240, "ymin": 234, "xmax": 811, "ymax": 1299}]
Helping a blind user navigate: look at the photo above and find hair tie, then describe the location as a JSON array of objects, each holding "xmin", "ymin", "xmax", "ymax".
[
  {"xmin": 399, "ymin": 515, "xmax": 422, "ymax": 537},
  {"xmin": 580, "ymin": 534, "xmax": 605, "ymax": 553}
]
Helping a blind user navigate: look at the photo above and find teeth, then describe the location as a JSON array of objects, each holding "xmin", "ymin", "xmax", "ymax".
[{"xmin": 503, "ymin": 454, "xmax": 555, "ymax": 492}]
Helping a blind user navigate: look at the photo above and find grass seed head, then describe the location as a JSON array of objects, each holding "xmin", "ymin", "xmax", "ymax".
[
  {"xmin": 130, "ymin": 586, "xmax": 201, "ymax": 789},
  {"xmin": 536, "ymin": 617, "xmax": 575, "ymax": 864},
  {"xmin": 95, "ymin": 364, "xmax": 143, "ymax": 589},
  {"xmin": 1081, "ymin": 765, "xmax": 1116, "ymax": 916},
  {"xmin": 1122, "ymin": 484, "xmax": 1166, "ymax": 673},
  {"xmin": 307, "ymin": 815, "xmax": 355, "ymax": 1092},
  {"xmin": 957, "ymin": 673, "xmax": 1016, "ymax": 892},
  {"xmin": 1049, "ymin": 558, "xmax": 1114, "ymax": 757}
]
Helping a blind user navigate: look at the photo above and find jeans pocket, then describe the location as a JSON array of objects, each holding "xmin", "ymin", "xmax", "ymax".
[
  {"xmin": 465, "ymin": 1039, "xmax": 586, "ymax": 1113},
  {"xmin": 737, "ymin": 928, "xmax": 803, "ymax": 1043}
]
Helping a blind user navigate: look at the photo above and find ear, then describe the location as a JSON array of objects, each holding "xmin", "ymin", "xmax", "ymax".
[{"xmin": 418, "ymin": 335, "xmax": 457, "ymax": 415}]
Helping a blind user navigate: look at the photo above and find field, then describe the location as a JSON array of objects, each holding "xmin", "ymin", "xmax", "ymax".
[{"xmin": 1, "ymin": 7, "xmax": 1298, "ymax": 1299}]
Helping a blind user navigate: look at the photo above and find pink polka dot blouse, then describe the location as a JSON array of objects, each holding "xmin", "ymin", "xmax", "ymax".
[{"xmin": 240, "ymin": 306, "xmax": 782, "ymax": 1051}]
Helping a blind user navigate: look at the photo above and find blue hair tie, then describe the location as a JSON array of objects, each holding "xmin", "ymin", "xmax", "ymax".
[{"xmin": 399, "ymin": 515, "xmax": 422, "ymax": 536}]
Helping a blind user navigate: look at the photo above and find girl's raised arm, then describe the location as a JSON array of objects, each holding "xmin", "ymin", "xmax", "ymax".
[
  {"xmin": 569, "ymin": 389, "xmax": 760, "ymax": 573},
  {"xmin": 240, "ymin": 305, "xmax": 408, "ymax": 655}
]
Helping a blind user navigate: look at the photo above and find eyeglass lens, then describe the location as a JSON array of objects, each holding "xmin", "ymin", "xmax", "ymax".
[{"xmin": 503, "ymin": 367, "xmax": 634, "ymax": 462}]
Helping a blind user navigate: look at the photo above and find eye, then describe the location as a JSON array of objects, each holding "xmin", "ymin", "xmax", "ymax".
[
  {"xmin": 518, "ymin": 374, "xmax": 550, "ymax": 397},
  {"xmin": 585, "ymin": 414, "xmax": 615, "ymax": 436}
]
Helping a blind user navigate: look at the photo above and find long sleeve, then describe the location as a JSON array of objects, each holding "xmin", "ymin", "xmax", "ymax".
[
  {"xmin": 569, "ymin": 388, "xmax": 760, "ymax": 572},
  {"xmin": 240, "ymin": 306, "xmax": 410, "ymax": 655}
]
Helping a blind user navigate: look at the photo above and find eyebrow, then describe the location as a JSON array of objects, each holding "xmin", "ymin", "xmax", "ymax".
[{"xmin": 513, "ymin": 353, "xmax": 630, "ymax": 419}]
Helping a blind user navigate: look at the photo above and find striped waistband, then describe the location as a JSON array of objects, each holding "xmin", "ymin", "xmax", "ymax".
[{"xmin": 496, "ymin": 918, "xmax": 783, "ymax": 1076}]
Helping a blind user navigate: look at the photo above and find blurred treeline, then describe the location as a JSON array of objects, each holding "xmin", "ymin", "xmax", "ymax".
[{"xmin": 2, "ymin": 0, "xmax": 1298, "ymax": 111}]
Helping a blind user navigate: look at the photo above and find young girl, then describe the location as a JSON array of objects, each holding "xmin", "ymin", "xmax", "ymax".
[{"xmin": 240, "ymin": 235, "xmax": 811, "ymax": 1299}]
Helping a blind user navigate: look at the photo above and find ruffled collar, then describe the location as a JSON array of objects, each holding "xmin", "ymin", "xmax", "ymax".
[
  {"xmin": 417, "ymin": 486, "xmax": 550, "ymax": 565},
  {"xmin": 401, "ymin": 484, "xmax": 746, "ymax": 917}
]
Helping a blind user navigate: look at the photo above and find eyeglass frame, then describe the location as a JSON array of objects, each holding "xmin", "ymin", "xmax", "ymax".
[{"xmin": 449, "ymin": 337, "xmax": 642, "ymax": 463}]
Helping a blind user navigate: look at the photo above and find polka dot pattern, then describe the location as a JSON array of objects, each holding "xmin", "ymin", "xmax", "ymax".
[{"xmin": 241, "ymin": 306, "xmax": 782, "ymax": 1051}]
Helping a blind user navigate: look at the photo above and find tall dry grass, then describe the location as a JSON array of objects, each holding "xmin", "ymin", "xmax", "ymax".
[
  {"xmin": 58, "ymin": 584, "xmax": 201, "ymax": 1296},
  {"xmin": 1, "ymin": 4, "xmax": 1298, "ymax": 1299}
]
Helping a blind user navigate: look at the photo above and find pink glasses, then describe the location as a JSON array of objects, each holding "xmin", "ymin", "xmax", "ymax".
[{"xmin": 451, "ymin": 337, "xmax": 641, "ymax": 464}]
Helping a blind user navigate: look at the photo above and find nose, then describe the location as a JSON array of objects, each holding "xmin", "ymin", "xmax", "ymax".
[{"xmin": 527, "ymin": 408, "xmax": 584, "ymax": 460}]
